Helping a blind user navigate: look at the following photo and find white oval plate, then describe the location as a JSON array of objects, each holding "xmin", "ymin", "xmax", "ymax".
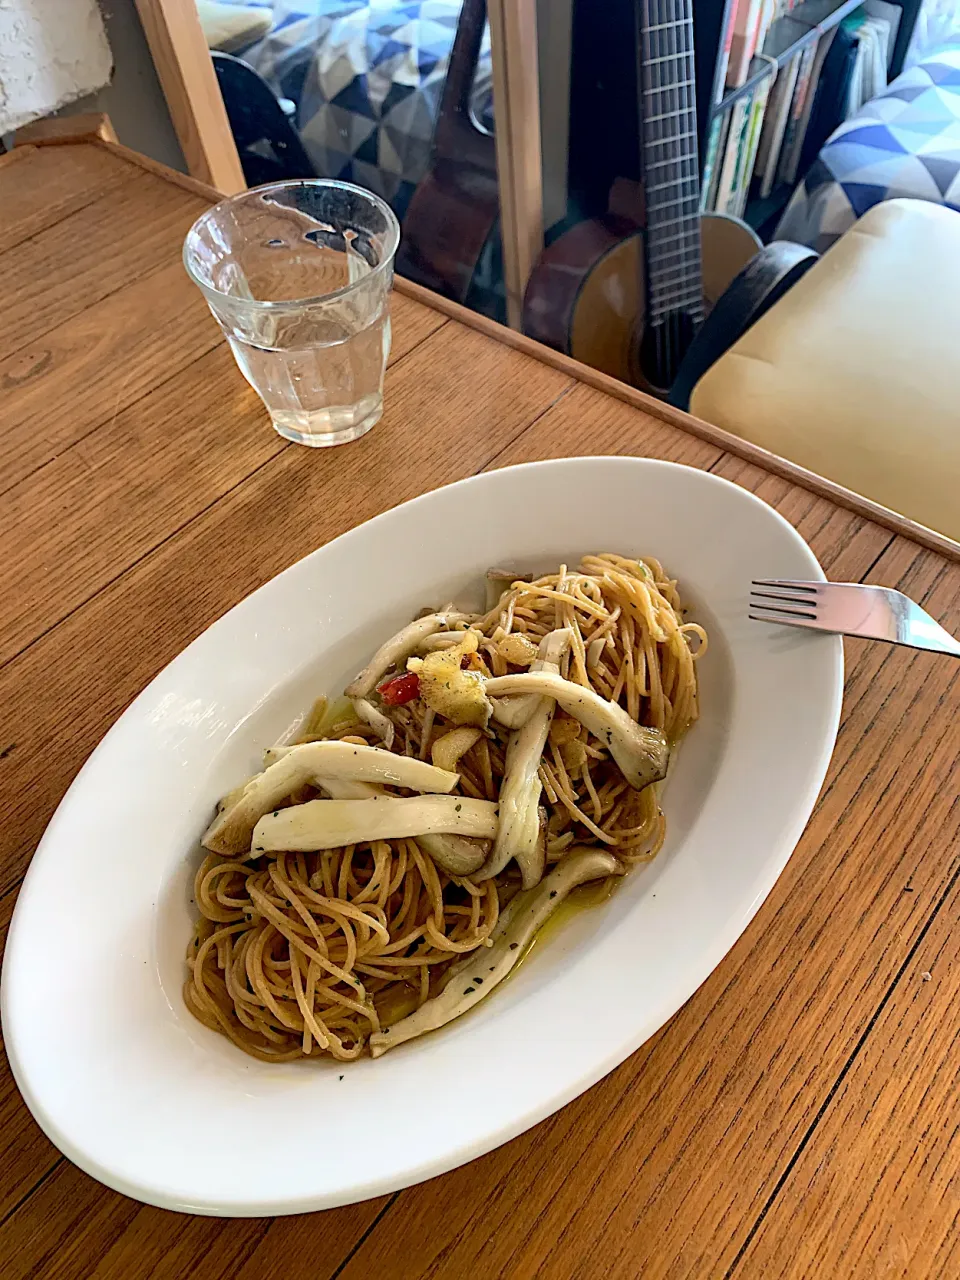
[{"xmin": 2, "ymin": 458, "xmax": 841, "ymax": 1216}]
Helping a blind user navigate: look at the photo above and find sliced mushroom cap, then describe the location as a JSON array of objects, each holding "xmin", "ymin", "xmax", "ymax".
[
  {"xmin": 485, "ymin": 568, "xmax": 532, "ymax": 612},
  {"xmin": 476, "ymin": 629, "xmax": 571, "ymax": 887},
  {"xmin": 351, "ymin": 696, "xmax": 396, "ymax": 749},
  {"xmin": 202, "ymin": 741, "xmax": 459, "ymax": 855},
  {"xmin": 252, "ymin": 795, "xmax": 499, "ymax": 853},
  {"xmin": 490, "ymin": 628, "xmax": 572, "ymax": 729},
  {"xmin": 345, "ymin": 612, "xmax": 468, "ymax": 700},
  {"xmin": 484, "ymin": 671, "xmax": 669, "ymax": 791},
  {"xmin": 416, "ymin": 832, "xmax": 489, "ymax": 875},
  {"xmin": 475, "ymin": 699, "xmax": 549, "ymax": 887},
  {"xmin": 262, "ymin": 759, "xmax": 487, "ymax": 874},
  {"xmin": 369, "ymin": 846, "xmax": 624, "ymax": 1056},
  {"xmin": 315, "ymin": 783, "xmax": 488, "ymax": 881},
  {"xmin": 315, "ymin": 776, "xmax": 379, "ymax": 800}
]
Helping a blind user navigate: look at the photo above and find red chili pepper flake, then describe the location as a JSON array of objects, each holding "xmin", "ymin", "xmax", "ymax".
[{"xmin": 377, "ymin": 672, "xmax": 420, "ymax": 705}]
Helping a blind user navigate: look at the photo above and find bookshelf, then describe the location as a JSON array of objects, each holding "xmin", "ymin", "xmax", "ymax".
[
  {"xmin": 564, "ymin": 0, "xmax": 922, "ymax": 243},
  {"xmin": 693, "ymin": 0, "xmax": 920, "ymax": 235},
  {"xmin": 714, "ymin": 0, "xmax": 866, "ymax": 111}
]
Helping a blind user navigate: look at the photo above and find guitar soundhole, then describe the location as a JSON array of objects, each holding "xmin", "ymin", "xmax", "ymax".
[{"xmin": 638, "ymin": 312, "xmax": 699, "ymax": 395}]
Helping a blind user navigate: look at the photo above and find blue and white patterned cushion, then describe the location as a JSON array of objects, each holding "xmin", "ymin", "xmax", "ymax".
[
  {"xmin": 213, "ymin": 1, "xmax": 493, "ymax": 219},
  {"xmin": 776, "ymin": 43, "xmax": 960, "ymax": 251}
]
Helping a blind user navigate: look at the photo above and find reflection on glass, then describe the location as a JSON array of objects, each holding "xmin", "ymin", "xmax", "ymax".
[{"xmin": 203, "ymin": 0, "xmax": 506, "ymax": 322}]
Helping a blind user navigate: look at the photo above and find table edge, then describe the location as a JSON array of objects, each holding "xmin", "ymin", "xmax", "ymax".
[{"xmin": 23, "ymin": 129, "xmax": 956, "ymax": 566}]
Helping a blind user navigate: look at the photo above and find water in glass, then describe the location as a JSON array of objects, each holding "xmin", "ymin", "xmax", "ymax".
[{"xmin": 183, "ymin": 181, "xmax": 400, "ymax": 448}]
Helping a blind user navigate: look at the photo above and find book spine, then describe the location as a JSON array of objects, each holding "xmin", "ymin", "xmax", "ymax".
[
  {"xmin": 727, "ymin": 0, "xmax": 762, "ymax": 87},
  {"xmin": 757, "ymin": 0, "xmax": 778, "ymax": 52},
  {"xmin": 717, "ymin": 93, "xmax": 753, "ymax": 214},
  {"xmin": 705, "ymin": 111, "xmax": 732, "ymax": 211},
  {"xmin": 715, "ymin": 0, "xmax": 739, "ymax": 102},
  {"xmin": 776, "ymin": 41, "xmax": 817, "ymax": 187},
  {"xmin": 700, "ymin": 114, "xmax": 723, "ymax": 213},
  {"xmin": 764, "ymin": 53, "xmax": 801, "ymax": 196},
  {"xmin": 789, "ymin": 28, "xmax": 836, "ymax": 179},
  {"xmin": 734, "ymin": 78, "xmax": 772, "ymax": 217}
]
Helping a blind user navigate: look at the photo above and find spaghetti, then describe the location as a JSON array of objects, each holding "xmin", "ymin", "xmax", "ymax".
[{"xmin": 185, "ymin": 553, "xmax": 706, "ymax": 1062}]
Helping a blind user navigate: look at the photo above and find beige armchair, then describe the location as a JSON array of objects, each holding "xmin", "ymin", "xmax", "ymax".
[{"xmin": 689, "ymin": 199, "xmax": 960, "ymax": 543}]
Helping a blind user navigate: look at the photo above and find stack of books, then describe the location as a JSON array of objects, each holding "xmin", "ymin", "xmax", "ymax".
[
  {"xmin": 718, "ymin": 0, "xmax": 798, "ymax": 93},
  {"xmin": 702, "ymin": 0, "xmax": 900, "ymax": 221}
]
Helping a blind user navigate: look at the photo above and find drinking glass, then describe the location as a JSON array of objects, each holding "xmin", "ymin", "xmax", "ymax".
[{"xmin": 183, "ymin": 180, "xmax": 400, "ymax": 447}]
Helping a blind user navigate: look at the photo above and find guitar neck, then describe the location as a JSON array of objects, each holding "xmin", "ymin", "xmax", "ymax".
[{"xmin": 636, "ymin": 0, "xmax": 704, "ymax": 325}]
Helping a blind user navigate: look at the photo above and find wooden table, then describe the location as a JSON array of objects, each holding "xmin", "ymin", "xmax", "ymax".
[{"xmin": 3, "ymin": 125, "xmax": 960, "ymax": 1280}]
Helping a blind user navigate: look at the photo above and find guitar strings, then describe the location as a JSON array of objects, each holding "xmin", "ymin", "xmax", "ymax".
[{"xmin": 643, "ymin": 0, "xmax": 703, "ymax": 388}]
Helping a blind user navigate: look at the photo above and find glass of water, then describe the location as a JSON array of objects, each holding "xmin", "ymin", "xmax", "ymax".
[{"xmin": 183, "ymin": 180, "xmax": 400, "ymax": 447}]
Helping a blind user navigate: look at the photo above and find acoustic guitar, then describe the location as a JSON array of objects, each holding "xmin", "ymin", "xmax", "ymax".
[
  {"xmin": 395, "ymin": 0, "xmax": 499, "ymax": 304},
  {"xmin": 523, "ymin": 0, "xmax": 761, "ymax": 394}
]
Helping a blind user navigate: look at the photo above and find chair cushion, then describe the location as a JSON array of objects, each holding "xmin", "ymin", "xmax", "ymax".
[
  {"xmin": 776, "ymin": 43, "xmax": 960, "ymax": 254},
  {"xmin": 196, "ymin": 1, "xmax": 272, "ymax": 54},
  {"xmin": 690, "ymin": 198, "xmax": 960, "ymax": 542}
]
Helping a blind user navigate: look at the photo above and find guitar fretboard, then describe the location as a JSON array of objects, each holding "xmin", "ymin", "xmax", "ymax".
[{"xmin": 638, "ymin": 0, "xmax": 704, "ymax": 326}]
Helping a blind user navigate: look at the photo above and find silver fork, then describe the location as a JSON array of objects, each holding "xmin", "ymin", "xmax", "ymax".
[{"xmin": 750, "ymin": 580, "xmax": 960, "ymax": 658}]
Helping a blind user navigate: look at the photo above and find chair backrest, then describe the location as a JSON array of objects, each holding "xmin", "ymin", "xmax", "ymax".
[
  {"xmin": 668, "ymin": 241, "xmax": 820, "ymax": 410},
  {"xmin": 212, "ymin": 52, "xmax": 316, "ymax": 186}
]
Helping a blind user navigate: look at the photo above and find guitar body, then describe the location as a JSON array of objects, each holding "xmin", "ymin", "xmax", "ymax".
[
  {"xmin": 396, "ymin": 0, "xmax": 498, "ymax": 304},
  {"xmin": 523, "ymin": 212, "xmax": 761, "ymax": 389},
  {"xmin": 397, "ymin": 162, "xmax": 498, "ymax": 302}
]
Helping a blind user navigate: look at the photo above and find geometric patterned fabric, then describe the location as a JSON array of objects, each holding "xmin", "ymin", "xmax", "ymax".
[
  {"xmin": 776, "ymin": 42, "xmax": 960, "ymax": 251},
  {"xmin": 213, "ymin": 0, "xmax": 494, "ymax": 221}
]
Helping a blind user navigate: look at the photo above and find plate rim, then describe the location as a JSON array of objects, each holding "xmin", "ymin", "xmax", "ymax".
[{"xmin": 1, "ymin": 456, "xmax": 844, "ymax": 1215}]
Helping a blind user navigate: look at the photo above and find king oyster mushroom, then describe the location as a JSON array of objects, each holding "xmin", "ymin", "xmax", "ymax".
[
  {"xmin": 483, "ymin": 671, "xmax": 669, "ymax": 791},
  {"xmin": 490, "ymin": 627, "xmax": 573, "ymax": 730},
  {"xmin": 265, "ymin": 742, "xmax": 488, "ymax": 875},
  {"xmin": 202, "ymin": 740, "xmax": 460, "ymax": 855},
  {"xmin": 345, "ymin": 612, "xmax": 469, "ymax": 701},
  {"xmin": 351, "ymin": 697, "xmax": 397, "ymax": 749},
  {"xmin": 476, "ymin": 629, "xmax": 572, "ymax": 887},
  {"xmin": 484, "ymin": 567, "xmax": 533, "ymax": 612},
  {"xmin": 369, "ymin": 847, "xmax": 624, "ymax": 1056},
  {"xmin": 252, "ymin": 795, "xmax": 498, "ymax": 853},
  {"xmin": 342, "ymin": 611, "xmax": 469, "ymax": 747}
]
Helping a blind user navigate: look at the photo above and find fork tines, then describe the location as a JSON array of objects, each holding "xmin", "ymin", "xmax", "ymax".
[{"xmin": 749, "ymin": 579, "xmax": 820, "ymax": 623}]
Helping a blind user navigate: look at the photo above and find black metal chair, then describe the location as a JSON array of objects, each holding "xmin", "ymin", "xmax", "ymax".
[
  {"xmin": 668, "ymin": 242, "xmax": 820, "ymax": 410},
  {"xmin": 212, "ymin": 52, "xmax": 317, "ymax": 186}
]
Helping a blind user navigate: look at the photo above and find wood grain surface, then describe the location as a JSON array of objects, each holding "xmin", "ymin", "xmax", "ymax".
[
  {"xmin": 1, "ymin": 139, "xmax": 959, "ymax": 1280},
  {"xmin": 0, "ymin": 143, "xmax": 135, "ymax": 253}
]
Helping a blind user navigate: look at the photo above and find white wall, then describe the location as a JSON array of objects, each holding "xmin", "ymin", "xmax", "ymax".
[{"xmin": 0, "ymin": 0, "xmax": 112, "ymax": 132}]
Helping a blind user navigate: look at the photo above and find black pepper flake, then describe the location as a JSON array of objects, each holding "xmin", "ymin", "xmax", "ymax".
[
  {"xmin": 463, "ymin": 987, "xmax": 476, "ymax": 996},
  {"xmin": 272, "ymin": 811, "xmax": 279, "ymax": 817},
  {"xmin": 474, "ymin": 977, "xmax": 483, "ymax": 984},
  {"xmin": 489, "ymin": 966, "xmax": 495, "ymax": 972},
  {"xmin": 339, "ymin": 1074, "xmax": 344, "ymax": 1081},
  {"xmin": 549, "ymin": 891, "xmax": 557, "ymax": 898},
  {"xmin": 455, "ymin": 803, "xmax": 462, "ymax": 812},
  {"xmin": 509, "ymin": 942, "xmax": 519, "ymax": 950}
]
